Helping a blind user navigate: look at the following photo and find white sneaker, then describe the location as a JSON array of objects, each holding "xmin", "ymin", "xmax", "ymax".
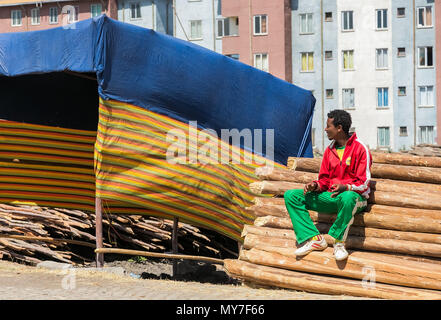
[
  {"xmin": 333, "ymin": 242, "xmax": 348, "ymax": 261},
  {"xmin": 295, "ymin": 235, "xmax": 328, "ymax": 256}
]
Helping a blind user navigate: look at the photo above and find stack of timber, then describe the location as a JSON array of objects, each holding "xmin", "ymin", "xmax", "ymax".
[
  {"xmin": 224, "ymin": 152, "xmax": 441, "ymax": 299},
  {"xmin": 401, "ymin": 144, "xmax": 441, "ymax": 157},
  {"xmin": 0, "ymin": 203, "xmax": 237, "ymax": 266}
]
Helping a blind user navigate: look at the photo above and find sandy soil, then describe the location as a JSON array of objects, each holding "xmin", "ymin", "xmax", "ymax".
[{"xmin": 0, "ymin": 259, "xmax": 369, "ymax": 300}]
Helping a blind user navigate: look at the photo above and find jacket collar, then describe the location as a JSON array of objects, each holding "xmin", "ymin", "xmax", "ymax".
[{"xmin": 329, "ymin": 132, "xmax": 357, "ymax": 150}]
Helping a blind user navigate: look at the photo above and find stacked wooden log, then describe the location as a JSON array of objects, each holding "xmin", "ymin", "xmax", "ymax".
[
  {"xmin": 224, "ymin": 151, "xmax": 441, "ymax": 299},
  {"xmin": 402, "ymin": 144, "xmax": 441, "ymax": 157},
  {"xmin": 0, "ymin": 203, "xmax": 237, "ymax": 266}
]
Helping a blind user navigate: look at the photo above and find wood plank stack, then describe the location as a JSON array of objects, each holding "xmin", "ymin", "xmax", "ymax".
[
  {"xmin": 0, "ymin": 203, "xmax": 237, "ymax": 266},
  {"xmin": 224, "ymin": 151, "xmax": 441, "ymax": 299}
]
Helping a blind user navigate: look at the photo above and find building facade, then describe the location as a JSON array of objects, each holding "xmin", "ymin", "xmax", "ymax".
[
  {"xmin": 117, "ymin": 0, "xmax": 222, "ymax": 53},
  {"xmin": 221, "ymin": 0, "xmax": 292, "ymax": 82},
  {"xmin": 0, "ymin": 0, "xmax": 117, "ymax": 33},
  {"xmin": 292, "ymin": 0, "xmax": 437, "ymax": 153}
]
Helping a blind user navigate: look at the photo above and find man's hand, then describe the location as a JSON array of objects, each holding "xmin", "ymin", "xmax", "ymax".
[
  {"xmin": 330, "ymin": 184, "xmax": 348, "ymax": 198},
  {"xmin": 304, "ymin": 181, "xmax": 319, "ymax": 195}
]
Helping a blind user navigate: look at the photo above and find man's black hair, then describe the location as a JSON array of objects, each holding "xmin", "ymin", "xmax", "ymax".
[{"xmin": 327, "ymin": 109, "xmax": 352, "ymax": 136}]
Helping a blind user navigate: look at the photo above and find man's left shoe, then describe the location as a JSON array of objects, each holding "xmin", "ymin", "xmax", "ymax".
[{"xmin": 333, "ymin": 242, "xmax": 348, "ymax": 261}]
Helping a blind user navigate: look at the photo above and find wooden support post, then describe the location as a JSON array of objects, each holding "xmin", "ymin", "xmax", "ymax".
[
  {"xmin": 172, "ymin": 217, "xmax": 179, "ymax": 277},
  {"xmin": 95, "ymin": 196, "xmax": 104, "ymax": 268}
]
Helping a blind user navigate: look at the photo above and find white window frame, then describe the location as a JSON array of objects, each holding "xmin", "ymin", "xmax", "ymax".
[
  {"xmin": 189, "ymin": 20, "xmax": 203, "ymax": 40},
  {"xmin": 342, "ymin": 50, "xmax": 354, "ymax": 70},
  {"xmin": 419, "ymin": 126, "xmax": 435, "ymax": 144},
  {"xmin": 11, "ymin": 9, "xmax": 22, "ymax": 27},
  {"xmin": 299, "ymin": 13, "xmax": 313, "ymax": 34},
  {"xmin": 49, "ymin": 7, "xmax": 58, "ymax": 24},
  {"xmin": 130, "ymin": 2, "xmax": 142, "ymax": 20},
  {"xmin": 341, "ymin": 11, "xmax": 354, "ymax": 31},
  {"xmin": 377, "ymin": 87, "xmax": 389, "ymax": 108},
  {"xmin": 254, "ymin": 53, "xmax": 269, "ymax": 72},
  {"xmin": 399, "ymin": 126, "xmax": 408, "ymax": 136},
  {"xmin": 417, "ymin": 6, "xmax": 433, "ymax": 28},
  {"xmin": 91, "ymin": 3, "xmax": 102, "ymax": 18},
  {"xmin": 300, "ymin": 52, "xmax": 314, "ymax": 72},
  {"xmin": 418, "ymin": 46, "xmax": 434, "ymax": 68},
  {"xmin": 398, "ymin": 86, "xmax": 406, "ymax": 96},
  {"xmin": 377, "ymin": 127, "xmax": 390, "ymax": 147},
  {"xmin": 217, "ymin": 18, "xmax": 227, "ymax": 38},
  {"xmin": 418, "ymin": 86, "xmax": 434, "ymax": 107},
  {"xmin": 342, "ymin": 88, "xmax": 355, "ymax": 109},
  {"xmin": 31, "ymin": 8, "xmax": 40, "ymax": 25},
  {"xmin": 253, "ymin": 14, "xmax": 268, "ymax": 35},
  {"xmin": 376, "ymin": 48, "xmax": 388, "ymax": 69},
  {"xmin": 375, "ymin": 9, "xmax": 388, "ymax": 30}
]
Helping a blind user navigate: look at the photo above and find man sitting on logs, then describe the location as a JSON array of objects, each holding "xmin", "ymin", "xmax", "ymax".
[{"xmin": 284, "ymin": 109, "xmax": 372, "ymax": 261}]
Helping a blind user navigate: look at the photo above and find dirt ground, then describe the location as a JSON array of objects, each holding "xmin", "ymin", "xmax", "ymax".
[{"xmin": 0, "ymin": 259, "xmax": 370, "ymax": 300}]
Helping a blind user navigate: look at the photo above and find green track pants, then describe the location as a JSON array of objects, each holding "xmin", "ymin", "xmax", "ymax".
[{"xmin": 284, "ymin": 189, "xmax": 367, "ymax": 244}]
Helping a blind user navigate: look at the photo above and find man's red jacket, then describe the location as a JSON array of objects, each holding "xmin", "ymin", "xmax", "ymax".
[{"xmin": 313, "ymin": 132, "xmax": 373, "ymax": 199}]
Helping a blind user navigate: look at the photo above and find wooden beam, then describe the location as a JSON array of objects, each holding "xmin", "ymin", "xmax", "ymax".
[{"xmin": 95, "ymin": 196, "xmax": 104, "ymax": 268}]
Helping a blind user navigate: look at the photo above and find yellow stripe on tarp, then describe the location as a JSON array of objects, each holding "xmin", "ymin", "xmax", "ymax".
[{"xmin": 95, "ymin": 98, "xmax": 280, "ymax": 241}]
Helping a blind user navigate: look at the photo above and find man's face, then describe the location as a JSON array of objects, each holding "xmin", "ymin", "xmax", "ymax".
[{"xmin": 325, "ymin": 118, "xmax": 340, "ymax": 140}]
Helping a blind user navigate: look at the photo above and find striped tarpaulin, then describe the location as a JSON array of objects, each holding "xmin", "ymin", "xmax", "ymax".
[
  {"xmin": 95, "ymin": 98, "xmax": 284, "ymax": 241},
  {"xmin": 0, "ymin": 99, "xmax": 283, "ymax": 242}
]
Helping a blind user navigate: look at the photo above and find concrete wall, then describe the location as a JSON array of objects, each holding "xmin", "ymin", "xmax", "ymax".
[{"xmin": 222, "ymin": 0, "xmax": 291, "ymax": 81}]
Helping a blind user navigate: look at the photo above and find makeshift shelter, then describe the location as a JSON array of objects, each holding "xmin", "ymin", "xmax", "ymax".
[{"xmin": 0, "ymin": 15, "xmax": 315, "ymax": 252}]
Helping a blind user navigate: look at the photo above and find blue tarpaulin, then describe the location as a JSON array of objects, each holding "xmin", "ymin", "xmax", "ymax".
[{"xmin": 0, "ymin": 15, "xmax": 315, "ymax": 164}]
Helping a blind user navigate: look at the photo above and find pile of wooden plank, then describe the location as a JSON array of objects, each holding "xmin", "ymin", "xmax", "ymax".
[
  {"xmin": 224, "ymin": 152, "xmax": 441, "ymax": 299},
  {"xmin": 402, "ymin": 144, "xmax": 441, "ymax": 157},
  {"xmin": 0, "ymin": 203, "xmax": 236, "ymax": 266}
]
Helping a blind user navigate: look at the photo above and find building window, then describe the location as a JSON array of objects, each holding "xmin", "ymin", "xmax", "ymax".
[
  {"xmin": 226, "ymin": 54, "xmax": 239, "ymax": 61},
  {"xmin": 419, "ymin": 86, "xmax": 434, "ymax": 107},
  {"xmin": 377, "ymin": 88, "xmax": 389, "ymax": 108},
  {"xmin": 417, "ymin": 6, "xmax": 432, "ymax": 28},
  {"xmin": 418, "ymin": 47, "xmax": 433, "ymax": 67},
  {"xmin": 254, "ymin": 53, "xmax": 269, "ymax": 72},
  {"xmin": 376, "ymin": 9, "xmax": 387, "ymax": 29},
  {"xmin": 398, "ymin": 87, "xmax": 406, "ymax": 96},
  {"xmin": 397, "ymin": 7, "xmax": 406, "ymax": 17},
  {"xmin": 218, "ymin": 17, "xmax": 239, "ymax": 37},
  {"xmin": 399, "ymin": 126, "xmax": 408, "ymax": 136},
  {"xmin": 376, "ymin": 48, "xmax": 388, "ymax": 69},
  {"xmin": 342, "ymin": 11, "xmax": 353, "ymax": 31},
  {"xmin": 49, "ymin": 7, "xmax": 58, "ymax": 24},
  {"xmin": 67, "ymin": 6, "xmax": 79, "ymax": 23},
  {"xmin": 11, "ymin": 10, "xmax": 22, "ymax": 26},
  {"xmin": 301, "ymin": 52, "xmax": 314, "ymax": 72},
  {"xmin": 130, "ymin": 3, "xmax": 141, "ymax": 19},
  {"xmin": 91, "ymin": 4, "xmax": 102, "ymax": 18},
  {"xmin": 342, "ymin": 88, "xmax": 355, "ymax": 109},
  {"xmin": 325, "ymin": 51, "xmax": 333, "ymax": 60},
  {"xmin": 325, "ymin": 12, "xmax": 333, "ymax": 22},
  {"xmin": 31, "ymin": 8, "xmax": 40, "ymax": 25},
  {"xmin": 342, "ymin": 50, "xmax": 354, "ymax": 70},
  {"xmin": 326, "ymin": 89, "xmax": 334, "ymax": 99},
  {"xmin": 190, "ymin": 20, "xmax": 202, "ymax": 40},
  {"xmin": 397, "ymin": 47, "xmax": 406, "ymax": 57},
  {"xmin": 419, "ymin": 126, "xmax": 434, "ymax": 144},
  {"xmin": 254, "ymin": 15, "xmax": 268, "ymax": 35},
  {"xmin": 299, "ymin": 13, "xmax": 313, "ymax": 34},
  {"xmin": 378, "ymin": 127, "xmax": 390, "ymax": 147}
]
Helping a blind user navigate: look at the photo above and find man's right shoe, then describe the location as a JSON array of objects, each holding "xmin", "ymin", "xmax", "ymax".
[{"xmin": 294, "ymin": 235, "xmax": 328, "ymax": 256}]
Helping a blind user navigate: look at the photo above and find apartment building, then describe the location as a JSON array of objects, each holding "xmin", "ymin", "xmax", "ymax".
[
  {"xmin": 0, "ymin": 0, "xmax": 117, "ymax": 33},
  {"xmin": 221, "ymin": 0, "xmax": 292, "ymax": 82},
  {"xmin": 117, "ymin": 0, "xmax": 222, "ymax": 53},
  {"xmin": 292, "ymin": 0, "xmax": 437, "ymax": 153}
]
